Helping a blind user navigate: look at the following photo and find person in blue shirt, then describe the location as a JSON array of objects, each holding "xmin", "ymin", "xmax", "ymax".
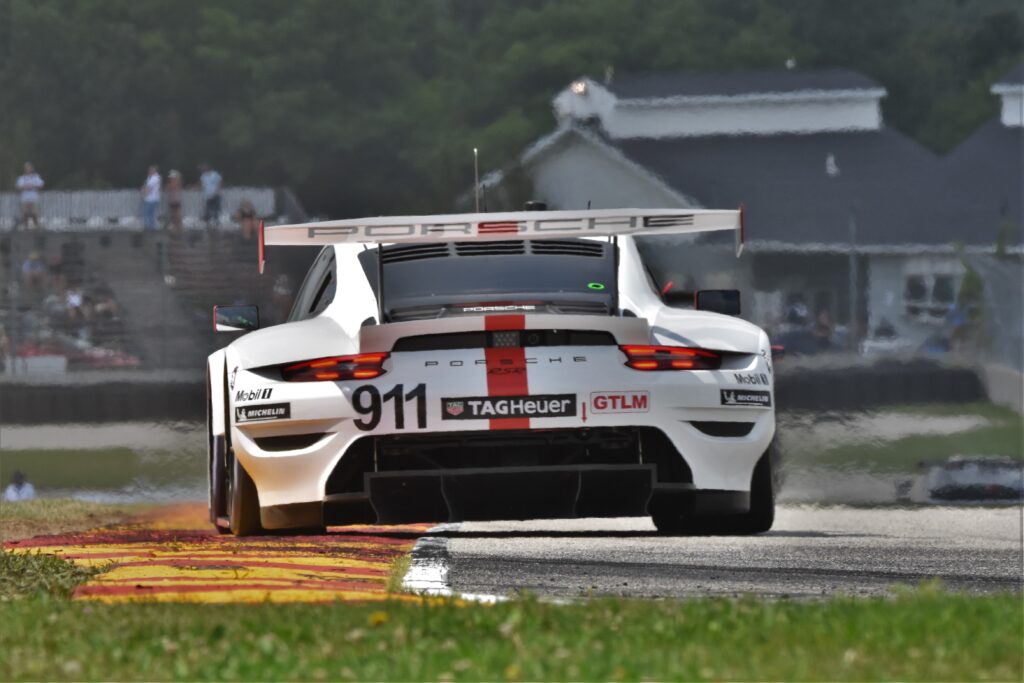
[
  {"xmin": 3, "ymin": 471, "xmax": 36, "ymax": 501},
  {"xmin": 199, "ymin": 164, "xmax": 223, "ymax": 227}
]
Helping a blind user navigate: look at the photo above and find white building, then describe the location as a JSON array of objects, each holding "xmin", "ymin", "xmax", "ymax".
[{"xmin": 480, "ymin": 66, "xmax": 1023, "ymax": 359}]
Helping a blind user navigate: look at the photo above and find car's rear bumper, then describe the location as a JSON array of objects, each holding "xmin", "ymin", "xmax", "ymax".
[
  {"xmin": 259, "ymin": 464, "xmax": 749, "ymax": 529},
  {"xmin": 244, "ymin": 425, "xmax": 761, "ymax": 529},
  {"xmin": 228, "ymin": 345, "xmax": 775, "ymax": 526}
]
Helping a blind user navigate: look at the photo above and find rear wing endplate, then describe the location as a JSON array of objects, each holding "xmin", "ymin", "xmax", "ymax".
[{"xmin": 263, "ymin": 207, "xmax": 744, "ymax": 250}]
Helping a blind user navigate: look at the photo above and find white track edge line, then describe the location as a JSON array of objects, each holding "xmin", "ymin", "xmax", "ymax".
[{"xmin": 401, "ymin": 523, "xmax": 505, "ymax": 603}]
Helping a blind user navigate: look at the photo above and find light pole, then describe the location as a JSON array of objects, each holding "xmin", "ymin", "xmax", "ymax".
[
  {"xmin": 473, "ymin": 148, "xmax": 480, "ymax": 213},
  {"xmin": 847, "ymin": 208, "xmax": 858, "ymax": 352}
]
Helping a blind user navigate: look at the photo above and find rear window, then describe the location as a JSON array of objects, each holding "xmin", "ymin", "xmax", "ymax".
[{"xmin": 358, "ymin": 239, "xmax": 617, "ymax": 321}]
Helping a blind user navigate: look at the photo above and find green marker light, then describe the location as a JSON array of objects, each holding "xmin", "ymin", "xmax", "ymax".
[{"xmin": 588, "ymin": 282, "xmax": 605, "ymax": 290}]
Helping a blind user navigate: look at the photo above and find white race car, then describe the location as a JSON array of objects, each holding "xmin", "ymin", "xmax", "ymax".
[{"xmin": 208, "ymin": 208, "xmax": 776, "ymax": 535}]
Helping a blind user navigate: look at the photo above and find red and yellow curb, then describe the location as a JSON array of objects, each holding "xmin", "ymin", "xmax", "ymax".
[{"xmin": 5, "ymin": 503, "xmax": 431, "ymax": 604}]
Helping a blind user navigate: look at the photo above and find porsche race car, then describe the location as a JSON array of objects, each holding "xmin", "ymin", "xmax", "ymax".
[{"xmin": 208, "ymin": 207, "xmax": 776, "ymax": 535}]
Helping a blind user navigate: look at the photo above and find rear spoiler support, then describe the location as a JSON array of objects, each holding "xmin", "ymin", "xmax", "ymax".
[{"xmin": 376, "ymin": 241, "xmax": 385, "ymax": 323}]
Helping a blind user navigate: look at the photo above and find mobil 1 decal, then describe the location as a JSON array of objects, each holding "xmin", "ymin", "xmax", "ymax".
[
  {"xmin": 441, "ymin": 394, "xmax": 576, "ymax": 420},
  {"xmin": 235, "ymin": 387, "xmax": 273, "ymax": 402},
  {"xmin": 720, "ymin": 389, "xmax": 771, "ymax": 408}
]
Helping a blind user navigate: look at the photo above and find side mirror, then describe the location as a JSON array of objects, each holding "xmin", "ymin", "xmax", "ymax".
[
  {"xmin": 694, "ymin": 289, "xmax": 741, "ymax": 316},
  {"xmin": 214, "ymin": 304, "xmax": 260, "ymax": 333}
]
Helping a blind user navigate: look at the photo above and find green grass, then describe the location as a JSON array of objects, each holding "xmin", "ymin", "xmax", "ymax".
[
  {"xmin": 0, "ymin": 449, "xmax": 137, "ymax": 489},
  {"xmin": 885, "ymin": 402, "xmax": 1023, "ymax": 421},
  {"xmin": 0, "ymin": 551, "xmax": 101, "ymax": 600},
  {"xmin": 0, "ymin": 498, "xmax": 144, "ymax": 542},
  {"xmin": 386, "ymin": 554, "xmax": 411, "ymax": 594},
  {"xmin": 786, "ymin": 402, "xmax": 1023, "ymax": 473},
  {"xmin": 810, "ymin": 422, "xmax": 1023, "ymax": 473},
  {"xmin": 0, "ymin": 447, "xmax": 204, "ymax": 491},
  {"xmin": 0, "ymin": 587, "xmax": 1019, "ymax": 681},
  {"xmin": 1, "ymin": 499, "xmax": 1019, "ymax": 680}
]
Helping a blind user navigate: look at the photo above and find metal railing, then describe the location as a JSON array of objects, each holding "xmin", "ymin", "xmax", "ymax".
[{"xmin": 0, "ymin": 187, "xmax": 277, "ymax": 230}]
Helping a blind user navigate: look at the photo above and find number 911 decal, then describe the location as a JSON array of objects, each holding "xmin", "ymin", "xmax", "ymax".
[{"xmin": 352, "ymin": 383, "xmax": 427, "ymax": 431}]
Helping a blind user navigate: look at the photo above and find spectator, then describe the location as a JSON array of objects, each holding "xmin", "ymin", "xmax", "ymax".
[
  {"xmin": 199, "ymin": 163, "xmax": 223, "ymax": 226},
  {"xmin": 21, "ymin": 250, "xmax": 46, "ymax": 289},
  {"xmin": 65, "ymin": 285, "xmax": 85, "ymax": 323},
  {"xmin": 141, "ymin": 165, "xmax": 161, "ymax": 230},
  {"xmin": 3, "ymin": 471, "xmax": 36, "ymax": 502},
  {"xmin": 93, "ymin": 286, "xmax": 119, "ymax": 318},
  {"xmin": 812, "ymin": 308, "xmax": 834, "ymax": 350},
  {"xmin": 271, "ymin": 274, "xmax": 294, "ymax": 323},
  {"xmin": 166, "ymin": 170, "xmax": 184, "ymax": 232},
  {"xmin": 0, "ymin": 324, "xmax": 9, "ymax": 372},
  {"xmin": 14, "ymin": 162, "xmax": 44, "ymax": 230},
  {"xmin": 785, "ymin": 294, "xmax": 809, "ymax": 326},
  {"xmin": 233, "ymin": 198, "xmax": 258, "ymax": 240}
]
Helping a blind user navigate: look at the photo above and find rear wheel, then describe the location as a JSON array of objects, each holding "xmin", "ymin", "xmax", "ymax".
[
  {"xmin": 652, "ymin": 445, "xmax": 775, "ymax": 535},
  {"xmin": 210, "ymin": 434, "xmax": 231, "ymax": 534},
  {"xmin": 227, "ymin": 448, "xmax": 263, "ymax": 536},
  {"xmin": 207, "ymin": 382, "xmax": 231, "ymax": 534}
]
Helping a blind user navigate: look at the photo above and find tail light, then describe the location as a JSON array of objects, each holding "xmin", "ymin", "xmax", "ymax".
[
  {"xmin": 281, "ymin": 353, "xmax": 389, "ymax": 382},
  {"xmin": 620, "ymin": 345, "xmax": 721, "ymax": 371}
]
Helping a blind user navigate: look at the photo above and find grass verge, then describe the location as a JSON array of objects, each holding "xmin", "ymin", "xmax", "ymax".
[
  {"xmin": 810, "ymin": 422, "xmax": 1023, "ymax": 473},
  {"xmin": 785, "ymin": 402, "xmax": 1023, "ymax": 473},
  {"xmin": 0, "ymin": 498, "xmax": 143, "ymax": 543},
  {"xmin": 0, "ymin": 447, "xmax": 204, "ymax": 491},
  {"xmin": 884, "ymin": 401, "xmax": 1023, "ymax": 421},
  {"xmin": 0, "ymin": 587, "xmax": 1020, "ymax": 681},
  {"xmin": 0, "ymin": 551, "xmax": 100, "ymax": 601},
  {"xmin": 386, "ymin": 554, "xmax": 411, "ymax": 594}
]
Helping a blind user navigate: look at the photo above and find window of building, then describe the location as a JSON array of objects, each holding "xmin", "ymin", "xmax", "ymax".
[{"xmin": 902, "ymin": 270, "xmax": 961, "ymax": 324}]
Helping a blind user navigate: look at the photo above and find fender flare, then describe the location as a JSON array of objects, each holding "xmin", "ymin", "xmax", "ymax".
[{"xmin": 208, "ymin": 350, "xmax": 228, "ymax": 437}]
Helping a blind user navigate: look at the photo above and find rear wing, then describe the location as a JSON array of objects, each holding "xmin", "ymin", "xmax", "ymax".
[{"xmin": 260, "ymin": 207, "xmax": 745, "ymax": 273}]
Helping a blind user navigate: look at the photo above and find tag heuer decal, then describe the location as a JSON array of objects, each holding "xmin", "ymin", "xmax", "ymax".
[{"xmin": 440, "ymin": 394, "xmax": 576, "ymax": 420}]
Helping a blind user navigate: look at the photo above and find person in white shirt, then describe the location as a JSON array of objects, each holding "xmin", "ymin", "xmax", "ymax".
[
  {"xmin": 141, "ymin": 165, "xmax": 162, "ymax": 230},
  {"xmin": 199, "ymin": 164, "xmax": 223, "ymax": 226},
  {"xmin": 15, "ymin": 162, "xmax": 44, "ymax": 230},
  {"xmin": 3, "ymin": 471, "xmax": 36, "ymax": 502}
]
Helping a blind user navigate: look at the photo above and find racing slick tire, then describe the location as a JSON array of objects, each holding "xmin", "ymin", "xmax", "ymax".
[
  {"xmin": 227, "ymin": 449, "xmax": 264, "ymax": 536},
  {"xmin": 210, "ymin": 434, "xmax": 232, "ymax": 535},
  {"xmin": 207, "ymin": 385, "xmax": 231, "ymax": 535},
  {"xmin": 652, "ymin": 445, "xmax": 775, "ymax": 536}
]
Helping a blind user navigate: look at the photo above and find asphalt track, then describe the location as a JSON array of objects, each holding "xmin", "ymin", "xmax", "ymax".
[
  {"xmin": 8, "ymin": 504, "xmax": 1021, "ymax": 602},
  {"xmin": 423, "ymin": 505, "xmax": 1024, "ymax": 599}
]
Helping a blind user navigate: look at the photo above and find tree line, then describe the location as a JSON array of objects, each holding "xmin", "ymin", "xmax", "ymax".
[{"xmin": 0, "ymin": 0, "xmax": 1020, "ymax": 217}]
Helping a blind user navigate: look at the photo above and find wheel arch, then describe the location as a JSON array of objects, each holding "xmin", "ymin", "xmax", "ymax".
[{"xmin": 208, "ymin": 349, "xmax": 229, "ymax": 438}]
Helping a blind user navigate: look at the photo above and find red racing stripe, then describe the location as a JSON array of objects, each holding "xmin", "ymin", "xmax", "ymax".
[
  {"xmin": 74, "ymin": 579, "xmax": 381, "ymax": 598},
  {"xmin": 485, "ymin": 315, "xmax": 525, "ymax": 331},
  {"xmin": 484, "ymin": 315, "xmax": 529, "ymax": 430},
  {"xmin": 477, "ymin": 221, "xmax": 520, "ymax": 235},
  {"xmin": 107, "ymin": 558, "xmax": 390, "ymax": 575}
]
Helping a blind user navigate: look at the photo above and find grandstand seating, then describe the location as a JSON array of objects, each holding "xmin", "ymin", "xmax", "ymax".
[{"xmin": 0, "ymin": 187, "xmax": 307, "ymax": 376}]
